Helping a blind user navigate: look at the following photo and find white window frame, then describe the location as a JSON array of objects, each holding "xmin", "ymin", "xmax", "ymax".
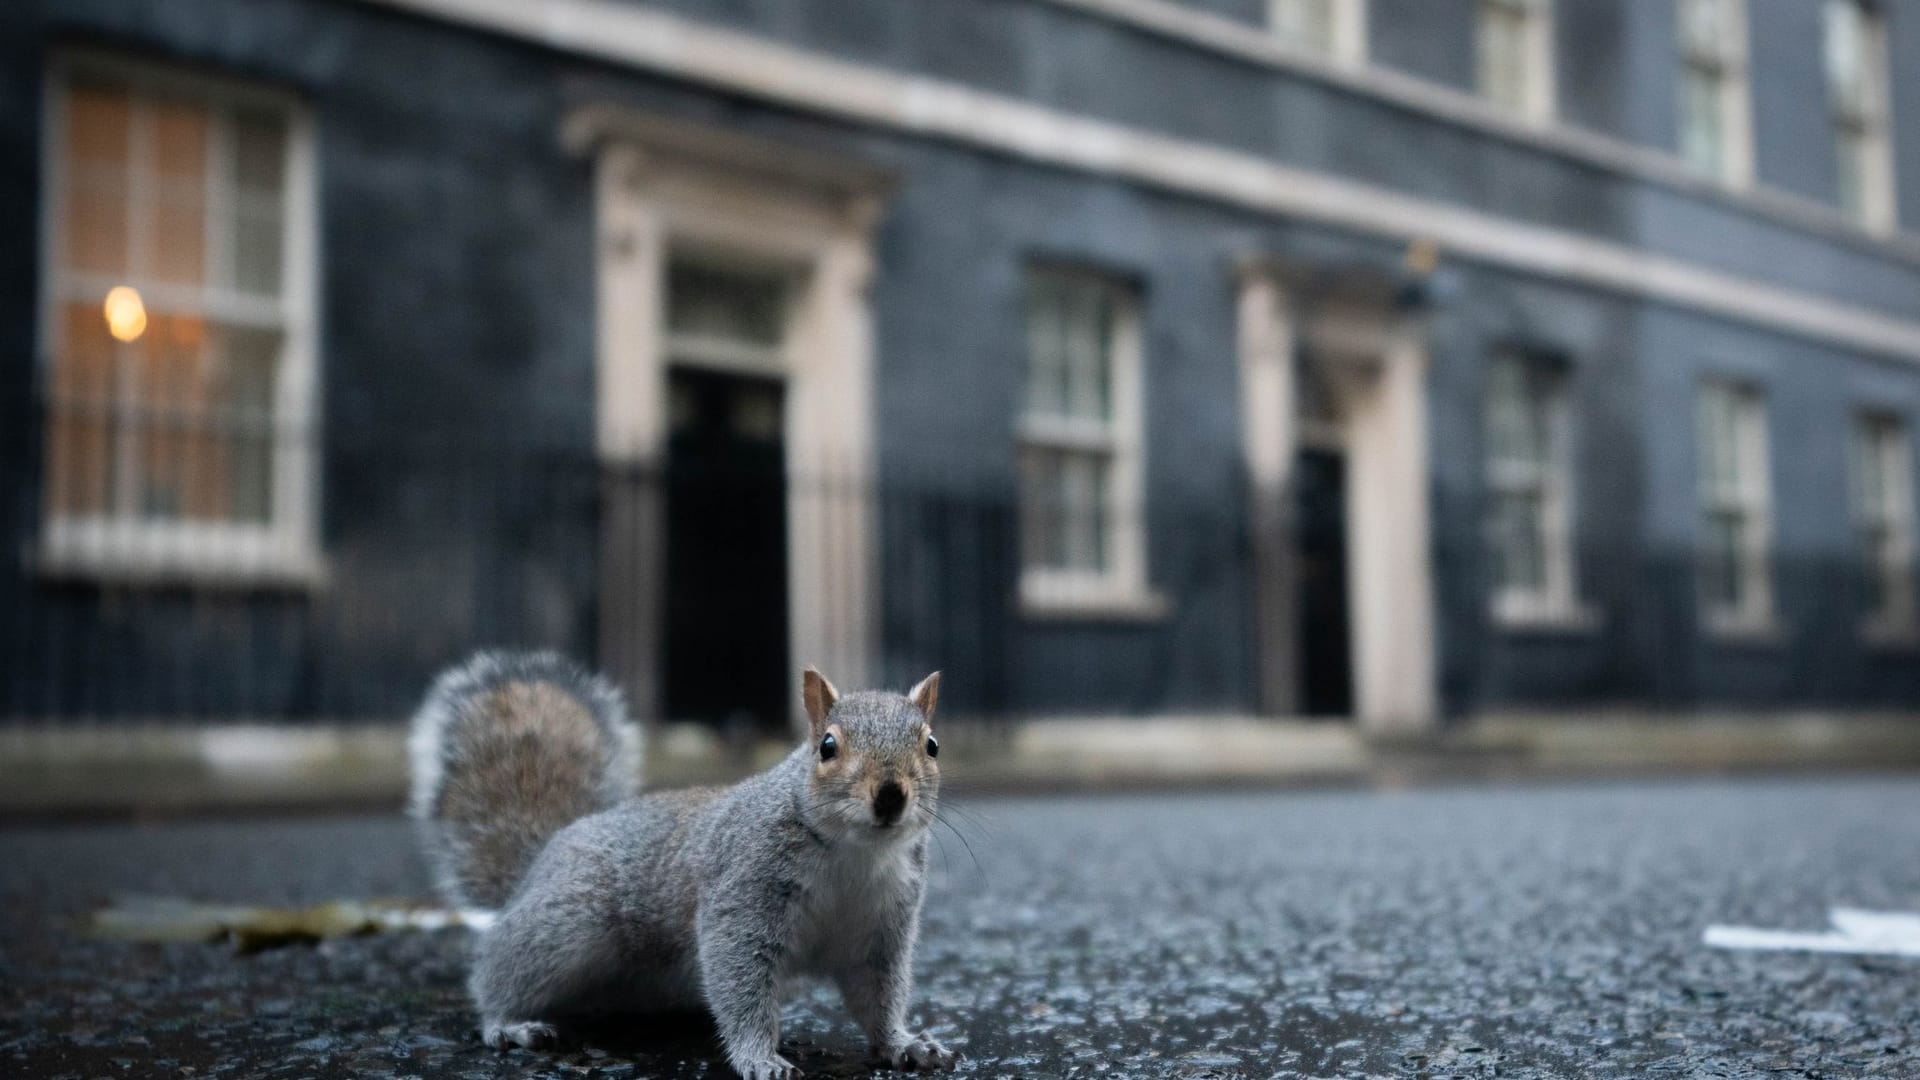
[
  {"xmin": 1476, "ymin": 0, "xmax": 1555, "ymax": 123},
  {"xmin": 1696, "ymin": 379, "xmax": 1775, "ymax": 638},
  {"xmin": 38, "ymin": 51, "xmax": 320, "ymax": 586},
  {"xmin": 1823, "ymin": 0, "xmax": 1897, "ymax": 231},
  {"xmin": 1016, "ymin": 266, "xmax": 1163, "ymax": 620},
  {"xmin": 1484, "ymin": 351, "xmax": 1591, "ymax": 629},
  {"xmin": 1267, "ymin": 0, "xmax": 1367, "ymax": 68},
  {"xmin": 1851, "ymin": 412, "xmax": 1917, "ymax": 643},
  {"xmin": 1675, "ymin": 0, "xmax": 1753, "ymax": 188}
]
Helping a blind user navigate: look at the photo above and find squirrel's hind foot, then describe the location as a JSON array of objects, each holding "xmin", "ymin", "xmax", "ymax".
[
  {"xmin": 875, "ymin": 1032, "xmax": 958, "ymax": 1071},
  {"xmin": 731, "ymin": 1053, "xmax": 802, "ymax": 1080},
  {"xmin": 482, "ymin": 1019, "xmax": 560, "ymax": 1051}
]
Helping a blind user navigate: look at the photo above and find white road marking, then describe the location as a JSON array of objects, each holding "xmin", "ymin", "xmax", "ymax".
[
  {"xmin": 1704, "ymin": 908, "xmax": 1920, "ymax": 958},
  {"xmin": 370, "ymin": 907, "xmax": 498, "ymax": 932}
]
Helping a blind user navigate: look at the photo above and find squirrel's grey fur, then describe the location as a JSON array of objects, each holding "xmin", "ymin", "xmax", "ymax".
[{"xmin": 409, "ymin": 651, "xmax": 956, "ymax": 1080}]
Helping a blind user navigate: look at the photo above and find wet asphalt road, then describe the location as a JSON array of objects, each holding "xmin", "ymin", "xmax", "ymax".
[{"xmin": 3, "ymin": 777, "xmax": 1918, "ymax": 1080}]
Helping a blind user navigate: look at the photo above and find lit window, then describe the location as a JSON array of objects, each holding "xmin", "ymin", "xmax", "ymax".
[
  {"xmin": 1824, "ymin": 0, "xmax": 1895, "ymax": 228},
  {"xmin": 1851, "ymin": 413, "xmax": 1916, "ymax": 639},
  {"xmin": 1484, "ymin": 352, "xmax": 1580, "ymax": 624},
  {"xmin": 1269, "ymin": 0, "xmax": 1366, "ymax": 65},
  {"xmin": 1018, "ymin": 268, "xmax": 1153, "ymax": 615},
  {"xmin": 1477, "ymin": 0, "xmax": 1553, "ymax": 120},
  {"xmin": 1676, "ymin": 0, "xmax": 1751, "ymax": 185},
  {"xmin": 1696, "ymin": 381, "xmax": 1773, "ymax": 633},
  {"xmin": 42, "ymin": 56, "xmax": 315, "ymax": 581}
]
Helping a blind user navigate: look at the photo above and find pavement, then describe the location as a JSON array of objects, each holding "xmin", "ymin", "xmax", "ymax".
[{"xmin": 3, "ymin": 776, "xmax": 1918, "ymax": 1079}]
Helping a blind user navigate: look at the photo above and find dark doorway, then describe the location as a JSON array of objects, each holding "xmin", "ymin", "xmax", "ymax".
[
  {"xmin": 1294, "ymin": 448, "xmax": 1353, "ymax": 717},
  {"xmin": 664, "ymin": 367, "xmax": 789, "ymax": 733}
]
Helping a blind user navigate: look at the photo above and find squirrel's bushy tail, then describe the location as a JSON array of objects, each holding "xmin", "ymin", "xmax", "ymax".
[{"xmin": 409, "ymin": 651, "xmax": 641, "ymax": 910}]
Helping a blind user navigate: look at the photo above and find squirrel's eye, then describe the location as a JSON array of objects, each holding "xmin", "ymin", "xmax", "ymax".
[
  {"xmin": 819, "ymin": 732, "xmax": 838, "ymax": 761},
  {"xmin": 925, "ymin": 734, "xmax": 939, "ymax": 758}
]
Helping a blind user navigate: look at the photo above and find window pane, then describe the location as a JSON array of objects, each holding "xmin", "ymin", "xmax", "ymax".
[
  {"xmin": 1490, "ymin": 491, "xmax": 1546, "ymax": 592},
  {"xmin": 66, "ymin": 79, "xmax": 131, "ymax": 165},
  {"xmin": 1021, "ymin": 447, "xmax": 1064, "ymax": 572},
  {"xmin": 232, "ymin": 111, "xmax": 287, "ymax": 191},
  {"xmin": 1064, "ymin": 286, "xmax": 1111, "ymax": 421},
  {"xmin": 1859, "ymin": 524, "xmax": 1895, "ymax": 615},
  {"xmin": 666, "ymin": 261, "xmax": 787, "ymax": 346},
  {"xmin": 147, "ymin": 98, "xmax": 209, "ymax": 286},
  {"xmin": 1681, "ymin": 66, "xmax": 1725, "ymax": 177},
  {"xmin": 1486, "ymin": 356, "xmax": 1522, "ymax": 462},
  {"xmin": 1060, "ymin": 451, "xmax": 1107, "ymax": 573},
  {"xmin": 116, "ymin": 316, "xmax": 281, "ymax": 525},
  {"xmin": 1834, "ymin": 126, "xmax": 1867, "ymax": 219},
  {"xmin": 1478, "ymin": 3, "xmax": 1530, "ymax": 109},
  {"xmin": 1823, "ymin": 0, "xmax": 1886, "ymax": 223},
  {"xmin": 46, "ymin": 302, "xmax": 123, "ymax": 517},
  {"xmin": 132, "ymin": 313, "xmax": 210, "ymax": 520},
  {"xmin": 1680, "ymin": 0, "xmax": 1730, "ymax": 55},
  {"xmin": 1852, "ymin": 416, "xmax": 1912, "ymax": 622},
  {"xmin": 1697, "ymin": 382, "xmax": 1768, "ymax": 615},
  {"xmin": 221, "ymin": 326, "xmax": 280, "ymax": 524},
  {"xmin": 1271, "ymin": 0, "xmax": 1334, "ymax": 51},
  {"xmin": 1703, "ymin": 510, "xmax": 1745, "ymax": 610},
  {"xmin": 1697, "ymin": 384, "xmax": 1742, "ymax": 500},
  {"xmin": 1025, "ymin": 277, "xmax": 1068, "ymax": 417},
  {"xmin": 1824, "ymin": 0, "xmax": 1867, "ymax": 111},
  {"xmin": 1485, "ymin": 352, "xmax": 1566, "ymax": 602},
  {"xmin": 1020, "ymin": 446, "xmax": 1109, "ymax": 574},
  {"xmin": 230, "ymin": 201, "xmax": 283, "ymax": 297},
  {"xmin": 1851, "ymin": 419, "xmax": 1889, "ymax": 522},
  {"xmin": 1026, "ymin": 271, "xmax": 1116, "ymax": 423},
  {"xmin": 225, "ymin": 112, "xmax": 288, "ymax": 297},
  {"xmin": 1485, "ymin": 353, "xmax": 1556, "ymax": 472},
  {"xmin": 62, "ymin": 83, "xmax": 131, "ymax": 276}
]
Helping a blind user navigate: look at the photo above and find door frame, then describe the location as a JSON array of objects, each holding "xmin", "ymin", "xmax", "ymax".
[
  {"xmin": 1238, "ymin": 259, "xmax": 1438, "ymax": 733},
  {"xmin": 570, "ymin": 107, "xmax": 893, "ymax": 733}
]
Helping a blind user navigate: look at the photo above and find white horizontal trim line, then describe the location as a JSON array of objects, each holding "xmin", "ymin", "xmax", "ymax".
[
  {"xmin": 38, "ymin": 517, "xmax": 325, "ymax": 588},
  {"xmin": 358, "ymin": 0, "xmax": 1920, "ymax": 362},
  {"xmin": 56, "ymin": 273, "xmax": 287, "ymax": 327}
]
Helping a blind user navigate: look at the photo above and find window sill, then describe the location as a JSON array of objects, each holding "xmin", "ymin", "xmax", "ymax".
[
  {"xmin": 1490, "ymin": 600, "xmax": 1602, "ymax": 635},
  {"xmin": 35, "ymin": 521, "xmax": 325, "ymax": 590},
  {"xmin": 1862, "ymin": 620, "xmax": 1920, "ymax": 652},
  {"xmin": 1703, "ymin": 611, "xmax": 1786, "ymax": 646},
  {"xmin": 1020, "ymin": 576, "xmax": 1170, "ymax": 623}
]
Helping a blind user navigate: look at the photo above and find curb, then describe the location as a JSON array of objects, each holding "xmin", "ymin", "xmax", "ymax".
[{"xmin": 3, "ymin": 712, "xmax": 1919, "ymax": 819}]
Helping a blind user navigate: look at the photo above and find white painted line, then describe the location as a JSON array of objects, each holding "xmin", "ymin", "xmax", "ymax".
[
  {"xmin": 1704, "ymin": 908, "xmax": 1920, "ymax": 958},
  {"xmin": 370, "ymin": 906, "xmax": 499, "ymax": 932}
]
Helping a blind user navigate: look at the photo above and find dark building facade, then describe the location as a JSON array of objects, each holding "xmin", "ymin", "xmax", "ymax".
[{"xmin": 3, "ymin": 0, "xmax": 1919, "ymax": 733}]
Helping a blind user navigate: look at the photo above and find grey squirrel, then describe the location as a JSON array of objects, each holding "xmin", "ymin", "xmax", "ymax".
[{"xmin": 408, "ymin": 650, "xmax": 958, "ymax": 1080}]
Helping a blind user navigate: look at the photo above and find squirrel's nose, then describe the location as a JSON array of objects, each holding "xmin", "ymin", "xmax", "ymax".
[{"xmin": 872, "ymin": 780, "xmax": 908, "ymax": 826}]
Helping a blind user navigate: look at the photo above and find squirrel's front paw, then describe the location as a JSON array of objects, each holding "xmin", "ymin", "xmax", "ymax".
[
  {"xmin": 732, "ymin": 1053, "xmax": 802, "ymax": 1080},
  {"xmin": 482, "ymin": 1019, "xmax": 559, "ymax": 1050},
  {"xmin": 876, "ymin": 1032, "xmax": 958, "ymax": 1071}
]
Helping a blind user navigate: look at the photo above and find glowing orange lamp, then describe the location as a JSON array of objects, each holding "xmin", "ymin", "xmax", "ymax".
[{"xmin": 104, "ymin": 285, "xmax": 147, "ymax": 343}]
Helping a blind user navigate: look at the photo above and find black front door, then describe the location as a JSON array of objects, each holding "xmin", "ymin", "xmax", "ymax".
[
  {"xmin": 1295, "ymin": 448, "xmax": 1353, "ymax": 718},
  {"xmin": 664, "ymin": 367, "xmax": 789, "ymax": 733}
]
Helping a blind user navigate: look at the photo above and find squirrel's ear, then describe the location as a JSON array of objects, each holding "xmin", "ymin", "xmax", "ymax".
[
  {"xmin": 907, "ymin": 671, "xmax": 940, "ymax": 721},
  {"xmin": 802, "ymin": 667, "xmax": 839, "ymax": 738}
]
